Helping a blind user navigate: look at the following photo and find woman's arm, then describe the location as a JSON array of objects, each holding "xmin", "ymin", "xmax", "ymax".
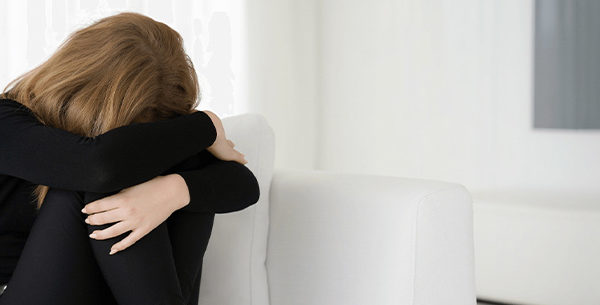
[
  {"xmin": 82, "ymin": 149, "xmax": 260, "ymax": 215},
  {"xmin": 81, "ymin": 149, "xmax": 260, "ymax": 254},
  {"xmin": 169, "ymin": 149, "xmax": 260, "ymax": 213},
  {"xmin": 0, "ymin": 98, "xmax": 217, "ymax": 193}
]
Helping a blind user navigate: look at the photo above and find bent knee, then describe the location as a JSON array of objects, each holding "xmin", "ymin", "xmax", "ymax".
[{"xmin": 40, "ymin": 189, "xmax": 85, "ymax": 214}]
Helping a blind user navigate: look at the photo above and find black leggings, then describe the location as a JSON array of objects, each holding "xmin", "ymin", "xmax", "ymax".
[{"xmin": 0, "ymin": 188, "xmax": 215, "ymax": 305}]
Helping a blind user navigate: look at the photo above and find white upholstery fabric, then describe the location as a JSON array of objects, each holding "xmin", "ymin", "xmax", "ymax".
[
  {"xmin": 198, "ymin": 113, "xmax": 274, "ymax": 305},
  {"xmin": 199, "ymin": 113, "xmax": 476, "ymax": 305},
  {"xmin": 473, "ymin": 190, "xmax": 600, "ymax": 305},
  {"xmin": 267, "ymin": 169, "xmax": 476, "ymax": 305}
]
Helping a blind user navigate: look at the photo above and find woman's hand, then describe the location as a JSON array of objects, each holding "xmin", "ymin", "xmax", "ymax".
[
  {"xmin": 201, "ymin": 110, "xmax": 247, "ymax": 164},
  {"xmin": 81, "ymin": 174, "xmax": 190, "ymax": 255}
]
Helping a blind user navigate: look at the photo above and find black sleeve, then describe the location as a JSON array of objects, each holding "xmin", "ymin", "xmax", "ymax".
[
  {"xmin": 164, "ymin": 149, "xmax": 261, "ymax": 214},
  {"xmin": 0, "ymin": 98, "xmax": 217, "ymax": 193}
]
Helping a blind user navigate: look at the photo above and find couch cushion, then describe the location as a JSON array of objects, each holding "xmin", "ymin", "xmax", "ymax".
[{"xmin": 198, "ymin": 113, "xmax": 274, "ymax": 305}]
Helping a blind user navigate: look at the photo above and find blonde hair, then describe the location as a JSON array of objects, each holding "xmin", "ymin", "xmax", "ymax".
[{"xmin": 1, "ymin": 12, "xmax": 200, "ymax": 207}]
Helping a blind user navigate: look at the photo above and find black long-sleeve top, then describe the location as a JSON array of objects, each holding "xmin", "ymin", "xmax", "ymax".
[{"xmin": 0, "ymin": 98, "xmax": 260, "ymax": 284}]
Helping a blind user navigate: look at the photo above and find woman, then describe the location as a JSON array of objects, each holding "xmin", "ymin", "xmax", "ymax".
[{"xmin": 0, "ymin": 12, "xmax": 259, "ymax": 305}]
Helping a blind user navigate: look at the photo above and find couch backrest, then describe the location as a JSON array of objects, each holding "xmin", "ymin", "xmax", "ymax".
[{"xmin": 198, "ymin": 113, "xmax": 275, "ymax": 305}]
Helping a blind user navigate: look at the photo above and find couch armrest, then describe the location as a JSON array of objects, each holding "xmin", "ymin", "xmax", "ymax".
[{"xmin": 266, "ymin": 169, "xmax": 476, "ymax": 305}]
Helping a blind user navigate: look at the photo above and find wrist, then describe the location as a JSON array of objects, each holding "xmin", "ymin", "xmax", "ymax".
[{"xmin": 165, "ymin": 174, "xmax": 191, "ymax": 210}]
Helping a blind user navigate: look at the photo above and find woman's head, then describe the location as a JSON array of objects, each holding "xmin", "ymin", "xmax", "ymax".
[
  {"xmin": 1, "ymin": 12, "xmax": 200, "ymax": 206},
  {"xmin": 2, "ymin": 12, "xmax": 199, "ymax": 135}
]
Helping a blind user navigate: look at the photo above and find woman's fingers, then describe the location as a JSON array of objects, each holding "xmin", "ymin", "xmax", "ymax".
[
  {"xmin": 82, "ymin": 196, "xmax": 121, "ymax": 214},
  {"xmin": 110, "ymin": 228, "xmax": 147, "ymax": 255},
  {"xmin": 233, "ymin": 148, "xmax": 247, "ymax": 164},
  {"xmin": 89, "ymin": 221, "xmax": 131, "ymax": 240},
  {"xmin": 227, "ymin": 139, "xmax": 235, "ymax": 147},
  {"xmin": 85, "ymin": 207, "xmax": 127, "ymax": 226}
]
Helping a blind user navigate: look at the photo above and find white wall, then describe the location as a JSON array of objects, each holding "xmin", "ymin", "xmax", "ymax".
[
  {"xmin": 315, "ymin": 0, "xmax": 600, "ymax": 194},
  {"xmin": 246, "ymin": 0, "xmax": 319, "ymax": 169}
]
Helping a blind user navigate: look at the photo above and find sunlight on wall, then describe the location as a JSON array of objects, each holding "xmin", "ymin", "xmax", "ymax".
[{"xmin": 0, "ymin": 0, "xmax": 248, "ymax": 117}]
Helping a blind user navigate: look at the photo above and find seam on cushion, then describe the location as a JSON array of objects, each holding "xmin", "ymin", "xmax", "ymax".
[
  {"xmin": 249, "ymin": 126, "xmax": 257, "ymax": 305},
  {"xmin": 249, "ymin": 118, "xmax": 270, "ymax": 305},
  {"xmin": 249, "ymin": 198, "xmax": 257, "ymax": 305},
  {"xmin": 410, "ymin": 193, "xmax": 420, "ymax": 305},
  {"xmin": 261, "ymin": 118, "xmax": 274, "ymax": 305},
  {"xmin": 411, "ymin": 185, "xmax": 465, "ymax": 305}
]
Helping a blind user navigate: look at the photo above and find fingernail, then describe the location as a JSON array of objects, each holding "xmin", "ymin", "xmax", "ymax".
[
  {"xmin": 81, "ymin": 207, "xmax": 87, "ymax": 213},
  {"xmin": 89, "ymin": 232, "xmax": 97, "ymax": 238},
  {"xmin": 109, "ymin": 248, "xmax": 118, "ymax": 255},
  {"xmin": 84, "ymin": 218, "xmax": 90, "ymax": 224}
]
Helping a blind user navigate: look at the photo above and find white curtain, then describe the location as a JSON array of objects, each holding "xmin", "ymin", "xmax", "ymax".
[{"xmin": 0, "ymin": 0, "xmax": 248, "ymax": 117}]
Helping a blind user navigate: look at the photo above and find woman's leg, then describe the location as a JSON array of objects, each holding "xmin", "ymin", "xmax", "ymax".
[
  {"xmin": 83, "ymin": 192, "xmax": 215, "ymax": 305},
  {"xmin": 83, "ymin": 190, "xmax": 184, "ymax": 305},
  {"xmin": 166, "ymin": 210, "xmax": 215, "ymax": 305},
  {"xmin": 1, "ymin": 188, "xmax": 214, "ymax": 305},
  {"xmin": 0, "ymin": 189, "xmax": 118, "ymax": 305}
]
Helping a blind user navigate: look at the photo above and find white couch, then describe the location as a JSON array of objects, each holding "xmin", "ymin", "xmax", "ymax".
[{"xmin": 197, "ymin": 113, "xmax": 477, "ymax": 305}]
